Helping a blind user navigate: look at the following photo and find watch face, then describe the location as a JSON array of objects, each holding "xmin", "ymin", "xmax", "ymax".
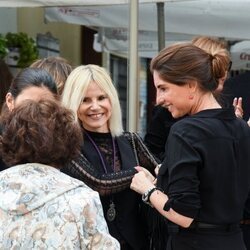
[{"xmin": 142, "ymin": 192, "xmax": 148, "ymax": 202}]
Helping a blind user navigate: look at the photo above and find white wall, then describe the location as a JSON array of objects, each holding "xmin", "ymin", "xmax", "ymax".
[{"xmin": 0, "ymin": 8, "xmax": 17, "ymax": 34}]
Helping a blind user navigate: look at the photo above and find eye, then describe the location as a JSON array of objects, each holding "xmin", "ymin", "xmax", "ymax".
[
  {"xmin": 98, "ymin": 95, "xmax": 108, "ymax": 101},
  {"xmin": 158, "ymin": 87, "xmax": 167, "ymax": 93},
  {"xmin": 81, "ymin": 97, "xmax": 90, "ymax": 103}
]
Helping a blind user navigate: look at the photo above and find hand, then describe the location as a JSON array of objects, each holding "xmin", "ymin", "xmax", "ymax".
[
  {"xmin": 154, "ymin": 164, "xmax": 161, "ymax": 176},
  {"xmin": 135, "ymin": 166, "xmax": 155, "ymax": 182},
  {"xmin": 131, "ymin": 167, "xmax": 155, "ymax": 194},
  {"xmin": 233, "ymin": 97, "xmax": 243, "ymax": 118},
  {"xmin": 247, "ymin": 118, "xmax": 250, "ymax": 127}
]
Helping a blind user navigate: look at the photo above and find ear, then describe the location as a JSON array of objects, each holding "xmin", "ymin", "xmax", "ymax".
[
  {"xmin": 5, "ymin": 93, "xmax": 15, "ymax": 111},
  {"xmin": 187, "ymin": 80, "xmax": 198, "ymax": 100},
  {"xmin": 187, "ymin": 80, "xmax": 198, "ymax": 91}
]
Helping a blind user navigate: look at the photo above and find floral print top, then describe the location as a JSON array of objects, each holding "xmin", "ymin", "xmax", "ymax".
[{"xmin": 0, "ymin": 163, "xmax": 120, "ymax": 250}]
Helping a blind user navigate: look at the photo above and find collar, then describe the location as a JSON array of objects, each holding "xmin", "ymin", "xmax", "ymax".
[{"xmin": 191, "ymin": 108, "xmax": 236, "ymax": 120}]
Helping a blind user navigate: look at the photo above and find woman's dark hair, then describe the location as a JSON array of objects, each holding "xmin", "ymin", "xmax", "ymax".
[
  {"xmin": 150, "ymin": 42, "xmax": 218, "ymax": 92},
  {"xmin": 0, "ymin": 59, "xmax": 13, "ymax": 109},
  {"xmin": 9, "ymin": 67, "xmax": 58, "ymax": 98},
  {"xmin": 0, "ymin": 99, "xmax": 82, "ymax": 168}
]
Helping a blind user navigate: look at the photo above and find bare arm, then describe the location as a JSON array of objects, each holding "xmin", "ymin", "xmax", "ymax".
[{"xmin": 130, "ymin": 168, "xmax": 193, "ymax": 228}]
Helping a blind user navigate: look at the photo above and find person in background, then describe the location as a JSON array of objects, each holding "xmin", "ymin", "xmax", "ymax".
[
  {"xmin": 131, "ymin": 43, "xmax": 250, "ymax": 250},
  {"xmin": 223, "ymin": 71, "xmax": 250, "ymax": 250},
  {"xmin": 0, "ymin": 67, "xmax": 58, "ymax": 171},
  {"xmin": 0, "ymin": 59, "xmax": 13, "ymax": 111},
  {"xmin": 61, "ymin": 64, "xmax": 158, "ymax": 250},
  {"xmin": 223, "ymin": 71, "xmax": 250, "ymax": 123},
  {"xmin": 30, "ymin": 56, "xmax": 72, "ymax": 95},
  {"xmin": 0, "ymin": 99, "xmax": 119, "ymax": 249}
]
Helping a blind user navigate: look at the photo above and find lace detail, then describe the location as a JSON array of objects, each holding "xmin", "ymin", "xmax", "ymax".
[
  {"xmin": 62, "ymin": 132, "xmax": 158, "ymax": 196},
  {"xmin": 88, "ymin": 131, "xmax": 121, "ymax": 173}
]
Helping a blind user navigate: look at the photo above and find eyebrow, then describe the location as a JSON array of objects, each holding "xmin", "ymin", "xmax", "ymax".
[{"xmin": 156, "ymin": 83, "xmax": 165, "ymax": 89}]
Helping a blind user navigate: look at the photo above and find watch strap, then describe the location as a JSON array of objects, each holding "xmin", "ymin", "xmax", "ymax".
[{"xmin": 142, "ymin": 187, "xmax": 162, "ymax": 206}]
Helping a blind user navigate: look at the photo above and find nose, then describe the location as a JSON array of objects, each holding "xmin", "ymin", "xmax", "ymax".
[
  {"xmin": 90, "ymin": 99, "xmax": 100, "ymax": 110},
  {"xmin": 156, "ymin": 94, "xmax": 164, "ymax": 106}
]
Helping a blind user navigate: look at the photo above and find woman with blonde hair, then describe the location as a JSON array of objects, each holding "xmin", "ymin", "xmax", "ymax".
[{"xmin": 61, "ymin": 64, "xmax": 158, "ymax": 249}]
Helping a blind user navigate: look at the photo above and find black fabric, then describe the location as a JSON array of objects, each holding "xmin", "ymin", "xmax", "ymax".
[
  {"xmin": 61, "ymin": 131, "xmax": 158, "ymax": 196},
  {"xmin": 241, "ymin": 224, "xmax": 250, "ymax": 250},
  {"xmin": 0, "ymin": 158, "xmax": 7, "ymax": 172},
  {"xmin": 144, "ymin": 105, "xmax": 179, "ymax": 161},
  {"xmin": 157, "ymin": 108, "xmax": 250, "ymax": 248},
  {"xmin": 223, "ymin": 71, "xmax": 250, "ymax": 121},
  {"xmin": 62, "ymin": 131, "xmax": 158, "ymax": 250},
  {"xmin": 166, "ymin": 230, "xmax": 246, "ymax": 250},
  {"xmin": 0, "ymin": 123, "xmax": 7, "ymax": 172}
]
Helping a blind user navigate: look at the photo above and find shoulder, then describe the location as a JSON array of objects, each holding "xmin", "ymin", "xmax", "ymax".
[
  {"xmin": 169, "ymin": 115, "xmax": 212, "ymax": 143},
  {"xmin": 170, "ymin": 116, "xmax": 196, "ymax": 133},
  {"xmin": 64, "ymin": 184, "xmax": 101, "ymax": 209}
]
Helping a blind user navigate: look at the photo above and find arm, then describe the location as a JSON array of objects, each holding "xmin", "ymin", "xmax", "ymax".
[
  {"xmin": 125, "ymin": 132, "xmax": 159, "ymax": 174},
  {"xmin": 62, "ymin": 133, "xmax": 158, "ymax": 196},
  {"xmin": 130, "ymin": 169, "xmax": 193, "ymax": 228},
  {"xmin": 62, "ymin": 153, "xmax": 137, "ymax": 196},
  {"xmin": 131, "ymin": 128, "xmax": 201, "ymax": 228}
]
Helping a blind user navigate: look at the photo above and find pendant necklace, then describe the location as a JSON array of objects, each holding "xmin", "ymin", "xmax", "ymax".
[{"xmin": 85, "ymin": 131, "xmax": 117, "ymax": 222}]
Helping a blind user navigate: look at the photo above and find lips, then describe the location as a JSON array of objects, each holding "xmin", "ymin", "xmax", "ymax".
[{"xmin": 88, "ymin": 113, "xmax": 103, "ymax": 119}]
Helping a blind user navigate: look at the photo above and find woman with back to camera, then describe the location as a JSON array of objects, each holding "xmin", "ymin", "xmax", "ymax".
[
  {"xmin": 131, "ymin": 43, "xmax": 250, "ymax": 250},
  {"xmin": 61, "ymin": 64, "xmax": 158, "ymax": 250},
  {"xmin": 0, "ymin": 67, "xmax": 58, "ymax": 171},
  {"xmin": 0, "ymin": 99, "xmax": 119, "ymax": 249}
]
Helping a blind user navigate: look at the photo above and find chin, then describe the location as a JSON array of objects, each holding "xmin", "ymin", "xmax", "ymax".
[
  {"xmin": 171, "ymin": 112, "xmax": 184, "ymax": 119},
  {"xmin": 170, "ymin": 112, "xmax": 178, "ymax": 118}
]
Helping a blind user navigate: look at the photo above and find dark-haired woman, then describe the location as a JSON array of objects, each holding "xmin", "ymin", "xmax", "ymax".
[
  {"xmin": 131, "ymin": 43, "xmax": 250, "ymax": 250},
  {"xmin": 0, "ymin": 67, "xmax": 58, "ymax": 171}
]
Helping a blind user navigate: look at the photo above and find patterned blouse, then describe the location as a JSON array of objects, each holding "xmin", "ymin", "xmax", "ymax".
[{"xmin": 0, "ymin": 163, "xmax": 120, "ymax": 250}]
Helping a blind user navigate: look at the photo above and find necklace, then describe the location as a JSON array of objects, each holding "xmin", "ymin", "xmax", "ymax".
[
  {"xmin": 84, "ymin": 131, "xmax": 116, "ymax": 174},
  {"xmin": 84, "ymin": 131, "xmax": 117, "ymax": 222}
]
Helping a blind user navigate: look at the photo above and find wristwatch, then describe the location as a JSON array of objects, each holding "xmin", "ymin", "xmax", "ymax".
[{"xmin": 142, "ymin": 187, "xmax": 159, "ymax": 206}]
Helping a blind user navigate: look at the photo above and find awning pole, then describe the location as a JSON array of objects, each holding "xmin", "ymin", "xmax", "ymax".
[
  {"xmin": 127, "ymin": 0, "xmax": 139, "ymax": 132},
  {"xmin": 157, "ymin": 2, "xmax": 165, "ymax": 51}
]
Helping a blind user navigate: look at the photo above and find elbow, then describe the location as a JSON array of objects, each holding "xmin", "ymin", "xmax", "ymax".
[
  {"xmin": 179, "ymin": 217, "xmax": 194, "ymax": 228},
  {"xmin": 168, "ymin": 208, "xmax": 194, "ymax": 228}
]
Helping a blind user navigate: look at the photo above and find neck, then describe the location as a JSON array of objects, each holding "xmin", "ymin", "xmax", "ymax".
[
  {"xmin": 191, "ymin": 92, "xmax": 221, "ymax": 115},
  {"xmin": 84, "ymin": 131, "xmax": 116, "ymax": 174}
]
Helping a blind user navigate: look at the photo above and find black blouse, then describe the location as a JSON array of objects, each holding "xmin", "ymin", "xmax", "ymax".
[{"xmin": 158, "ymin": 108, "xmax": 250, "ymax": 224}]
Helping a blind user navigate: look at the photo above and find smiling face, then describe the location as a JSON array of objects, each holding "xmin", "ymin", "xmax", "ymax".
[
  {"xmin": 154, "ymin": 71, "xmax": 194, "ymax": 118},
  {"xmin": 6, "ymin": 86, "xmax": 56, "ymax": 111},
  {"xmin": 77, "ymin": 81, "xmax": 112, "ymax": 133}
]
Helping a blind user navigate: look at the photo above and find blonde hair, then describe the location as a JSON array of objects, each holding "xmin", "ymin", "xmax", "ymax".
[
  {"xmin": 192, "ymin": 36, "xmax": 231, "ymax": 82},
  {"xmin": 30, "ymin": 56, "xmax": 72, "ymax": 95},
  {"xmin": 61, "ymin": 64, "xmax": 123, "ymax": 137}
]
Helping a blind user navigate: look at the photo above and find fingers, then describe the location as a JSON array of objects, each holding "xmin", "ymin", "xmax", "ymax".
[
  {"xmin": 154, "ymin": 164, "xmax": 161, "ymax": 175},
  {"xmin": 233, "ymin": 97, "xmax": 244, "ymax": 118},
  {"xmin": 134, "ymin": 166, "xmax": 143, "ymax": 172},
  {"xmin": 233, "ymin": 97, "xmax": 237, "ymax": 108},
  {"xmin": 248, "ymin": 118, "xmax": 250, "ymax": 127}
]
